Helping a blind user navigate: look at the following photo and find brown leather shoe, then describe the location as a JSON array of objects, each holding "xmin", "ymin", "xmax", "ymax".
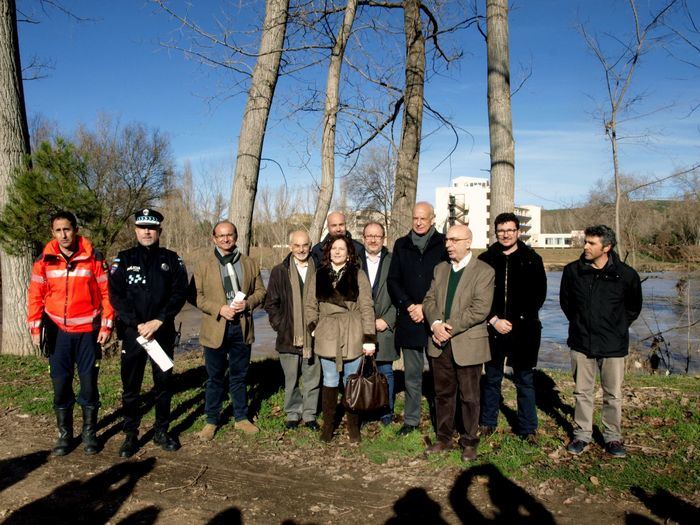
[
  {"xmin": 198, "ymin": 423, "xmax": 217, "ymax": 441},
  {"xmin": 234, "ymin": 420, "xmax": 259, "ymax": 434},
  {"xmin": 425, "ymin": 440, "xmax": 455, "ymax": 454},
  {"xmin": 461, "ymin": 445, "xmax": 478, "ymax": 461}
]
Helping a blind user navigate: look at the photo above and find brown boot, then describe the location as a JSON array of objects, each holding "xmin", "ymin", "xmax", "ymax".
[
  {"xmin": 320, "ymin": 386, "xmax": 338, "ymax": 442},
  {"xmin": 346, "ymin": 411, "xmax": 361, "ymax": 443}
]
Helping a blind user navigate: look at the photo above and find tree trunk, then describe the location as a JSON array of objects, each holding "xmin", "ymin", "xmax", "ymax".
[
  {"xmin": 389, "ymin": 0, "xmax": 425, "ymax": 244},
  {"xmin": 486, "ymin": 0, "xmax": 514, "ymax": 242},
  {"xmin": 309, "ymin": 0, "xmax": 358, "ymax": 244},
  {"xmin": 610, "ymin": 124, "xmax": 625, "ymax": 259},
  {"xmin": 0, "ymin": 0, "xmax": 33, "ymax": 356},
  {"xmin": 229, "ymin": 0, "xmax": 289, "ymax": 254}
]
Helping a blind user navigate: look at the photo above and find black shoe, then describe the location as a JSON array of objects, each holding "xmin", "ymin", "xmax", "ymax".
[
  {"xmin": 285, "ymin": 420, "xmax": 300, "ymax": 429},
  {"xmin": 52, "ymin": 408, "xmax": 73, "ymax": 457},
  {"xmin": 605, "ymin": 440, "xmax": 626, "ymax": 458},
  {"xmin": 380, "ymin": 414, "xmax": 394, "ymax": 426},
  {"xmin": 397, "ymin": 424, "xmax": 418, "ymax": 436},
  {"xmin": 518, "ymin": 433, "xmax": 538, "ymax": 445},
  {"xmin": 304, "ymin": 421, "xmax": 320, "ymax": 431},
  {"xmin": 154, "ymin": 430, "xmax": 181, "ymax": 452},
  {"xmin": 478, "ymin": 425, "xmax": 496, "ymax": 437},
  {"xmin": 119, "ymin": 433, "xmax": 139, "ymax": 458},
  {"xmin": 81, "ymin": 406, "xmax": 100, "ymax": 455},
  {"xmin": 566, "ymin": 439, "xmax": 589, "ymax": 455}
]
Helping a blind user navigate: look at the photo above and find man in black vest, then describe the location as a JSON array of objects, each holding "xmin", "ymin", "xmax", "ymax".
[{"xmin": 387, "ymin": 202, "xmax": 449, "ymax": 435}]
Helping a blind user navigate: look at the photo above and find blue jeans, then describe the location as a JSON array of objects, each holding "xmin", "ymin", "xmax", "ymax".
[
  {"xmin": 481, "ymin": 357, "xmax": 537, "ymax": 436},
  {"xmin": 204, "ymin": 323, "xmax": 251, "ymax": 424},
  {"xmin": 320, "ymin": 356, "xmax": 363, "ymax": 387},
  {"xmin": 377, "ymin": 361, "xmax": 395, "ymax": 417}
]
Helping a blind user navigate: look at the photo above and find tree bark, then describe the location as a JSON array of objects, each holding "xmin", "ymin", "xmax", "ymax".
[
  {"xmin": 389, "ymin": 0, "xmax": 425, "ymax": 244},
  {"xmin": 0, "ymin": 0, "xmax": 33, "ymax": 356},
  {"xmin": 486, "ymin": 0, "xmax": 514, "ymax": 242},
  {"xmin": 309, "ymin": 0, "xmax": 358, "ymax": 244},
  {"xmin": 229, "ymin": 0, "xmax": 289, "ymax": 254}
]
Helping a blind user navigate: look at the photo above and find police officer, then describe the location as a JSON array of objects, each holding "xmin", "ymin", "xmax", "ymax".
[{"xmin": 109, "ymin": 209, "xmax": 188, "ymax": 458}]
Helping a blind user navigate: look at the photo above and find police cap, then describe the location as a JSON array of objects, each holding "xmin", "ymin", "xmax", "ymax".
[{"xmin": 134, "ymin": 208, "xmax": 164, "ymax": 227}]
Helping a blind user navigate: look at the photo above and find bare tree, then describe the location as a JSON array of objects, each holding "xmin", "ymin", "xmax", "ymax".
[
  {"xmin": 485, "ymin": 0, "xmax": 514, "ymax": 242},
  {"xmin": 0, "ymin": 0, "xmax": 33, "ymax": 355},
  {"xmin": 229, "ymin": 0, "xmax": 290, "ymax": 254},
  {"xmin": 347, "ymin": 146, "xmax": 395, "ymax": 233},
  {"xmin": 309, "ymin": 0, "xmax": 358, "ymax": 244},
  {"xmin": 390, "ymin": 0, "xmax": 425, "ymax": 243},
  {"xmin": 579, "ymin": 0, "xmax": 678, "ymax": 259}
]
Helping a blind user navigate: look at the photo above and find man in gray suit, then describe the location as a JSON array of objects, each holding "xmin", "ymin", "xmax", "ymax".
[
  {"xmin": 423, "ymin": 224, "xmax": 494, "ymax": 461},
  {"xmin": 360, "ymin": 221, "xmax": 398, "ymax": 425}
]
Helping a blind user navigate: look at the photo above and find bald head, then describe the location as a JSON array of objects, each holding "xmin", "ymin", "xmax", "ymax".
[
  {"xmin": 289, "ymin": 230, "xmax": 311, "ymax": 263},
  {"xmin": 326, "ymin": 212, "xmax": 347, "ymax": 237},
  {"xmin": 445, "ymin": 224, "xmax": 473, "ymax": 263},
  {"xmin": 412, "ymin": 202, "xmax": 435, "ymax": 236}
]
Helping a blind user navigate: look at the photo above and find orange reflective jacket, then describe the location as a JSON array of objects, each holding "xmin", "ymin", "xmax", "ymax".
[{"xmin": 28, "ymin": 235, "xmax": 114, "ymax": 336}]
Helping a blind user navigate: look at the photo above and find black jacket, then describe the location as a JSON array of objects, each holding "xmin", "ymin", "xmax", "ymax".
[
  {"xmin": 264, "ymin": 253, "xmax": 306, "ymax": 355},
  {"xmin": 478, "ymin": 240, "xmax": 546, "ymax": 368},
  {"xmin": 560, "ymin": 251, "xmax": 642, "ymax": 358},
  {"xmin": 387, "ymin": 231, "xmax": 448, "ymax": 348},
  {"xmin": 310, "ymin": 231, "xmax": 364, "ymax": 267},
  {"xmin": 108, "ymin": 244, "xmax": 188, "ymax": 348}
]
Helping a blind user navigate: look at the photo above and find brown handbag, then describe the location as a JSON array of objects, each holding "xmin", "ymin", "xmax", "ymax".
[{"xmin": 343, "ymin": 355, "xmax": 389, "ymax": 412}]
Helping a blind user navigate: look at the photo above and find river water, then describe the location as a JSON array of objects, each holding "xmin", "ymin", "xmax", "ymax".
[{"xmin": 179, "ymin": 270, "xmax": 699, "ymax": 374}]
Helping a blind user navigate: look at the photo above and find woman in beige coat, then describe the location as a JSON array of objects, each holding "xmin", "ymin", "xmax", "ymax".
[{"xmin": 305, "ymin": 235, "xmax": 376, "ymax": 442}]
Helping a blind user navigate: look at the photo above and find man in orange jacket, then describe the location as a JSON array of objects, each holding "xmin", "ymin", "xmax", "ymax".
[{"xmin": 28, "ymin": 211, "xmax": 114, "ymax": 456}]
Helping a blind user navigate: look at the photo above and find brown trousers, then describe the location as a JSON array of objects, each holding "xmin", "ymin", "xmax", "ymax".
[{"xmin": 429, "ymin": 343, "xmax": 481, "ymax": 446}]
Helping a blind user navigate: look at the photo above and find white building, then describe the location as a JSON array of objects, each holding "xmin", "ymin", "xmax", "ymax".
[{"xmin": 434, "ymin": 176, "xmax": 542, "ymax": 249}]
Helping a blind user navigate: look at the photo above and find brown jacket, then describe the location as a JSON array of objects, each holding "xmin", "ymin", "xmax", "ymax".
[
  {"xmin": 193, "ymin": 249, "xmax": 266, "ymax": 348},
  {"xmin": 305, "ymin": 265, "xmax": 376, "ymax": 369},
  {"xmin": 423, "ymin": 256, "xmax": 495, "ymax": 366}
]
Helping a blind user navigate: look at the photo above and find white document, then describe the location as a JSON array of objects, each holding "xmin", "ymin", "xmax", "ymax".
[
  {"xmin": 230, "ymin": 291, "xmax": 246, "ymax": 307},
  {"xmin": 136, "ymin": 336, "xmax": 174, "ymax": 372}
]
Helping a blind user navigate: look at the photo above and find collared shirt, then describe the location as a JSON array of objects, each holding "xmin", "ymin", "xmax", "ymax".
[
  {"xmin": 294, "ymin": 258, "xmax": 309, "ymax": 283},
  {"xmin": 451, "ymin": 251, "xmax": 472, "ymax": 272},
  {"xmin": 365, "ymin": 252, "xmax": 381, "ymax": 286}
]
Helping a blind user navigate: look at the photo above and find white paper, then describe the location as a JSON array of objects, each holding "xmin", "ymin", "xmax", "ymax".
[
  {"xmin": 230, "ymin": 291, "xmax": 246, "ymax": 307},
  {"xmin": 136, "ymin": 336, "xmax": 174, "ymax": 372}
]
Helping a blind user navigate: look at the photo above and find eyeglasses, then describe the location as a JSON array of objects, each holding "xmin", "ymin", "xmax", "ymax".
[
  {"xmin": 496, "ymin": 229, "xmax": 518, "ymax": 236},
  {"xmin": 364, "ymin": 235, "xmax": 384, "ymax": 240},
  {"xmin": 445, "ymin": 237, "xmax": 470, "ymax": 244},
  {"xmin": 215, "ymin": 233, "xmax": 235, "ymax": 239}
]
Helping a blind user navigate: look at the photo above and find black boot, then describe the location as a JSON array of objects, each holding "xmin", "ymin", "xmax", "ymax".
[
  {"xmin": 320, "ymin": 386, "xmax": 338, "ymax": 443},
  {"xmin": 153, "ymin": 428, "xmax": 181, "ymax": 452},
  {"xmin": 81, "ymin": 406, "xmax": 100, "ymax": 455},
  {"xmin": 52, "ymin": 408, "xmax": 73, "ymax": 457},
  {"xmin": 119, "ymin": 432, "xmax": 139, "ymax": 458},
  {"xmin": 346, "ymin": 411, "xmax": 361, "ymax": 443}
]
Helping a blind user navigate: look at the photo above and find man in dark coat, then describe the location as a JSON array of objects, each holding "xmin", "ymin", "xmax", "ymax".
[
  {"xmin": 387, "ymin": 202, "xmax": 449, "ymax": 435},
  {"xmin": 478, "ymin": 212, "xmax": 546, "ymax": 440},
  {"xmin": 560, "ymin": 225, "xmax": 642, "ymax": 459},
  {"xmin": 109, "ymin": 209, "xmax": 188, "ymax": 458},
  {"xmin": 264, "ymin": 230, "xmax": 321, "ymax": 430},
  {"xmin": 310, "ymin": 211, "xmax": 364, "ymax": 267},
  {"xmin": 360, "ymin": 221, "xmax": 398, "ymax": 425}
]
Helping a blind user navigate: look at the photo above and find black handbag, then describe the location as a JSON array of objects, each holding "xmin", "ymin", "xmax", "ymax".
[{"xmin": 343, "ymin": 355, "xmax": 389, "ymax": 412}]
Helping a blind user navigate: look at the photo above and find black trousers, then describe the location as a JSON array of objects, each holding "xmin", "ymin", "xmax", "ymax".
[
  {"xmin": 49, "ymin": 330, "xmax": 101, "ymax": 409},
  {"xmin": 120, "ymin": 335, "xmax": 174, "ymax": 434},
  {"xmin": 428, "ymin": 343, "xmax": 481, "ymax": 447}
]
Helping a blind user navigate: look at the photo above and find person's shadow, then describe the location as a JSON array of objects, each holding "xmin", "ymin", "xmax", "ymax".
[
  {"xmin": 625, "ymin": 486, "xmax": 700, "ymax": 525},
  {"xmin": 0, "ymin": 450, "xmax": 50, "ymax": 494},
  {"xmin": 449, "ymin": 463, "xmax": 555, "ymax": 524},
  {"xmin": 533, "ymin": 369, "xmax": 574, "ymax": 437},
  {"xmin": 3, "ymin": 457, "xmax": 157, "ymax": 524},
  {"xmin": 385, "ymin": 487, "xmax": 450, "ymax": 524}
]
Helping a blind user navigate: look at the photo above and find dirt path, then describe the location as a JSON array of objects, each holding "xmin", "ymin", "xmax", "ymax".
[{"xmin": 1, "ymin": 410, "xmax": 694, "ymax": 524}]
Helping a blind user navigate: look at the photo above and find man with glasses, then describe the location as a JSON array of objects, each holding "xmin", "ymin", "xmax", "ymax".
[
  {"xmin": 109, "ymin": 209, "xmax": 188, "ymax": 457},
  {"xmin": 360, "ymin": 222, "xmax": 398, "ymax": 425},
  {"xmin": 478, "ymin": 213, "xmax": 546, "ymax": 441},
  {"xmin": 423, "ymin": 224, "xmax": 494, "ymax": 461},
  {"xmin": 264, "ymin": 230, "xmax": 321, "ymax": 430},
  {"xmin": 193, "ymin": 220, "xmax": 266, "ymax": 440},
  {"xmin": 387, "ymin": 202, "xmax": 449, "ymax": 436}
]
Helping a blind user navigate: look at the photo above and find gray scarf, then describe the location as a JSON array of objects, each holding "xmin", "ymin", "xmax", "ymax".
[
  {"xmin": 411, "ymin": 225, "xmax": 436, "ymax": 254},
  {"xmin": 289, "ymin": 257, "xmax": 315, "ymax": 358}
]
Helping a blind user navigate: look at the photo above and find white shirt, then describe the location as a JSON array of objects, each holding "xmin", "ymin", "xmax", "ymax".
[
  {"xmin": 451, "ymin": 251, "xmax": 472, "ymax": 272},
  {"xmin": 365, "ymin": 252, "xmax": 381, "ymax": 286},
  {"xmin": 294, "ymin": 259, "xmax": 309, "ymax": 283}
]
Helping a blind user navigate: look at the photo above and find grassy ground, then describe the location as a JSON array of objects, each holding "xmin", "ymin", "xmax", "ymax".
[{"xmin": 1, "ymin": 352, "xmax": 698, "ymax": 499}]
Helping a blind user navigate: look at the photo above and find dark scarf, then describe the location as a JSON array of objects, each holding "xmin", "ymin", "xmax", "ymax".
[{"xmin": 215, "ymin": 247, "xmax": 242, "ymax": 302}]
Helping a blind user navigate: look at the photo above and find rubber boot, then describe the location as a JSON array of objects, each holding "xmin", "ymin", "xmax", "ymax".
[
  {"xmin": 81, "ymin": 406, "xmax": 100, "ymax": 455},
  {"xmin": 52, "ymin": 408, "xmax": 73, "ymax": 457},
  {"xmin": 346, "ymin": 411, "xmax": 361, "ymax": 443},
  {"xmin": 320, "ymin": 386, "xmax": 338, "ymax": 443}
]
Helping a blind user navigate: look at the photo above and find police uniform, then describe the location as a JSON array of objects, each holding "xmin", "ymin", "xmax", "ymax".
[{"xmin": 108, "ymin": 209, "xmax": 188, "ymax": 456}]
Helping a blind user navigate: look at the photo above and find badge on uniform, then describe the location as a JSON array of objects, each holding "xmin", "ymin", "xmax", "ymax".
[{"xmin": 161, "ymin": 263, "xmax": 170, "ymax": 271}]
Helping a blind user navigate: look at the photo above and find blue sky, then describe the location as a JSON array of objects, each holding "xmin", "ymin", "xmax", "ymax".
[{"xmin": 18, "ymin": 0, "xmax": 699, "ymax": 211}]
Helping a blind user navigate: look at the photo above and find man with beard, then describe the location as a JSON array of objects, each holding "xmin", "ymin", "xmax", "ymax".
[{"xmin": 310, "ymin": 211, "xmax": 364, "ymax": 266}]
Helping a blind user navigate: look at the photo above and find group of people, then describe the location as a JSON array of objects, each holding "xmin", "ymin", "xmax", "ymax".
[{"xmin": 28, "ymin": 202, "xmax": 642, "ymax": 463}]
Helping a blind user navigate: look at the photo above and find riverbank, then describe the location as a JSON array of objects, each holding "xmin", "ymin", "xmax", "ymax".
[{"xmin": 0, "ymin": 352, "xmax": 698, "ymax": 523}]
